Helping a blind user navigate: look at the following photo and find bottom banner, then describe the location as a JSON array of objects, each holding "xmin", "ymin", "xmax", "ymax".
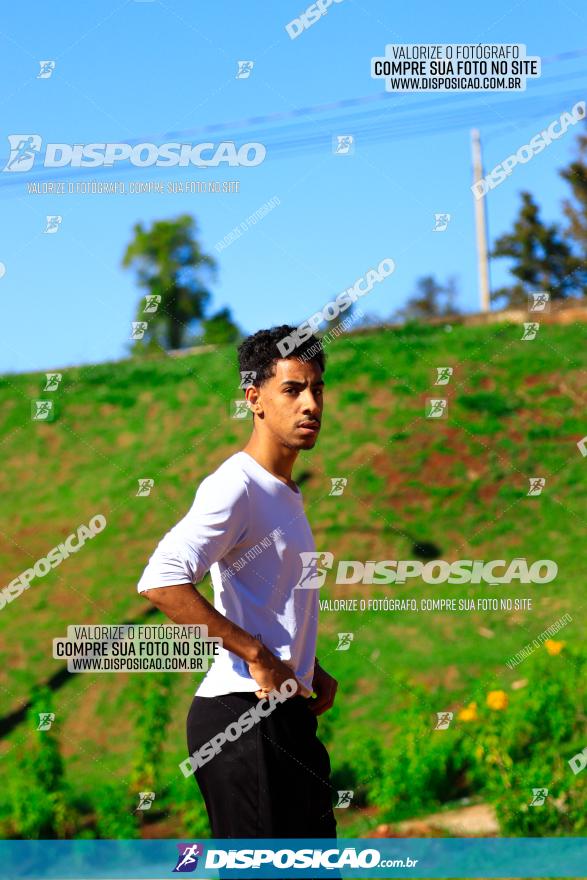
[{"xmin": 0, "ymin": 838, "xmax": 586, "ymax": 879}]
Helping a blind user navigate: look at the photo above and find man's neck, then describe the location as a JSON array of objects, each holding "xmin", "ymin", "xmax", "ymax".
[{"xmin": 242, "ymin": 437, "xmax": 299, "ymax": 487}]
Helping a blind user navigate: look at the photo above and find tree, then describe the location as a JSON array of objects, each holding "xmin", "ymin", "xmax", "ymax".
[
  {"xmin": 201, "ymin": 306, "xmax": 241, "ymax": 344},
  {"xmin": 395, "ymin": 275, "xmax": 460, "ymax": 322},
  {"xmin": 560, "ymin": 132, "xmax": 587, "ymax": 254},
  {"xmin": 490, "ymin": 191, "xmax": 585, "ymax": 307},
  {"xmin": 122, "ymin": 215, "xmax": 216, "ymax": 353},
  {"xmin": 559, "ymin": 131, "xmax": 587, "ymax": 295}
]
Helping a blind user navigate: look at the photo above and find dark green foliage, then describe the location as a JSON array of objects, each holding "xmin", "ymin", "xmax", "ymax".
[
  {"xmin": 491, "ymin": 192, "xmax": 586, "ymax": 307},
  {"xmin": 457, "ymin": 391, "xmax": 519, "ymax": 417},
  {"xmin": 8, "ymin": 687, "xmax": 73, "ymax": 838},
  {"xmin": 128, "ymin": 673, "xmax": 173, "ymax": 795},
  {"xmin": 122, "ymin": 214, "xmax": 217, "ymax": 352}
]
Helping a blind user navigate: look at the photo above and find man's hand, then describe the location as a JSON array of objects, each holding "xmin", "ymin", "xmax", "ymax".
[
  {"xmin": 308, "ymin": 660, "xmax": 338, "ymax": 715},
  {"xmin": 248, "ymin": 645, "xmax": 302, "ymax": 699}
]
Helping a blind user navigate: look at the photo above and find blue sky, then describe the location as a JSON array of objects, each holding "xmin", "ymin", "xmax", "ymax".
[{"xmin": 1, "ymin": 0, "xmax": 586, "ymax": 373}]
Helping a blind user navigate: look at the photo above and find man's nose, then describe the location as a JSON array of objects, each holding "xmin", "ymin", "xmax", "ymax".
[{"xmin": 302, "ymin": 393, "xmax": 321, "ymax": 415}]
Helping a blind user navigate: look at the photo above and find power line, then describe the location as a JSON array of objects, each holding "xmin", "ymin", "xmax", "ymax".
[
  {"xmin": 0, "ymin": 50, "xmax": 585, "ymax": 154},
  {"xmin": 2, "ymin": 89, "xmax": 583, "ymax": 191},
  {"xmin": 0, "ymin": 60, "xmax": 585, "ymax": 192}
]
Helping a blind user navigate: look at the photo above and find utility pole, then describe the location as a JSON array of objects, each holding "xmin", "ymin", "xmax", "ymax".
[{"xmin": 471, "ymin": 129, "xmax": 491, "ymax": 313}]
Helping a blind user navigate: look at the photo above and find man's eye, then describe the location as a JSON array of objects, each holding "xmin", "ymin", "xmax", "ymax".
[{"xmin": 285, "ymin": 388, "xmax": 297, "ymax": 394}]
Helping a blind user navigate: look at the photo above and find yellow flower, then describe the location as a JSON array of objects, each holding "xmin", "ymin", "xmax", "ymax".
[
  {"xmin": 458, "ymin": 701, "xmax": 478, "ymax": 722},
  {"xmin": 487, "ymin": 690, "xmax": 508, "ymax": 711},
  {"xmin": 544, "ymin": 639, "xmax": 565, "ymax": 655}
]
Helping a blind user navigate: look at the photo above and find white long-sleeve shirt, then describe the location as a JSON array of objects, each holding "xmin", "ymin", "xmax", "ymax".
[{"xmin": 137, "ymin": 451, "xmax": 319, "ymax": 697}]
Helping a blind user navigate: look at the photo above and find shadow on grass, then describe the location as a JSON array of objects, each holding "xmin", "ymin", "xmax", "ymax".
[{"xmin": 0, "ymin": 605, "xmax": 160, "ymax": 739}]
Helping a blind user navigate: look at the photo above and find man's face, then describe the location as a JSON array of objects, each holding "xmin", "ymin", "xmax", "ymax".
[{"xmin": 248, "ymin": 358, "xmax": 324, "ymax": 450}]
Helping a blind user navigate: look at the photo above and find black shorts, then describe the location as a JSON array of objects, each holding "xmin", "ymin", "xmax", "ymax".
[{"xmin": 186, "ymin": 690, "xmax": 338, "ymax": 840}]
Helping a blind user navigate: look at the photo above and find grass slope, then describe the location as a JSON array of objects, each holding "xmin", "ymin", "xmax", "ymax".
[{"xmin": 0, "ymin": 320, "xmax": 585, "ymax": 835}]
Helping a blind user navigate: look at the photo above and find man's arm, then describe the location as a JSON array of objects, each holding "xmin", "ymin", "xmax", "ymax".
[{"xmin": 142, "ymin": 583, "xmax": 301, "ymax": 695}]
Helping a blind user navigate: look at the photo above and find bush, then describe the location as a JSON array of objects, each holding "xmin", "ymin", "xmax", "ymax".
[
  {"xmin": 330, "ymin": 737, "xmax": 384, "ymax": 808},
  {"xmin": 93, "ymin": 784, "xmax": 139, "ymax": 839},
  {"xmin": 128, "ymin": 673, "xmax": 173, "ymax": 797},
  {"xmin": 457, "ymin": 391, "xmax": 519, "ymax": 417},
  {"xmin": 488, "ymin": 751, "xmax": 586, "ymax": 836},
  {"xmin": 471, "ymin": 646, "xmax": 586, "ymax": 835},
  {"xmin": 344, "ymin": 643, "xmax": 586, "ymax": 834},
  {"xmin": 166, "ymin": 772, "xmax": 211, "ymax": 838},
  {"xmin": 370, "ymin": 716, "xmax": 473, "ymax": 821},
  {"xmin": 367, "ymin": 678, "xmax": 475, "ymax": 821},
  {"xmin": 8, "ymin": 687, "xmax": 74, "ymax": 838}
]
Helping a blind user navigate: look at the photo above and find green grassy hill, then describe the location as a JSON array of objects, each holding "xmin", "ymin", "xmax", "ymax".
[{"xmin": 0, "ymin": 320, "xmax": 585, "ymax": 837}]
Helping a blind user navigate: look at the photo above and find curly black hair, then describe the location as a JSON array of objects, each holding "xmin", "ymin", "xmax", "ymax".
[{"xmin": 237, "ymin": 324, "xmax": 326, "ymax": 388}]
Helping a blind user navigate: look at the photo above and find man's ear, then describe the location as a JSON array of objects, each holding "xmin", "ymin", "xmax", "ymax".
[{"xmin": 244, "ymin": 385, "xmax": 258, "ymax": 410}]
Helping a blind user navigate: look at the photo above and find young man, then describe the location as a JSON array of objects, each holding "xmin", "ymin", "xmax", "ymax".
[{"xmin": 137, "ymin": 325, "xmax": 338, "ymax": 839}]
